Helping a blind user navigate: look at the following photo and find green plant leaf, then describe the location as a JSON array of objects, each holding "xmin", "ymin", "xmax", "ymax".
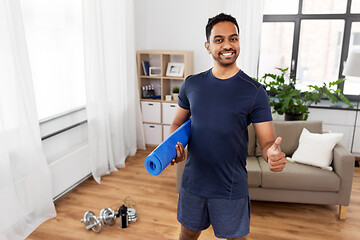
[{"xmin": 257, "ymin": 67, "xmax": 353, "ymax": 119}]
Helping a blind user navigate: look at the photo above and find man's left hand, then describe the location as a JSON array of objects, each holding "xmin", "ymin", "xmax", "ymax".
[{"xmin": 267, "ymin": 137, "xmax": 286, "ymax": 172}]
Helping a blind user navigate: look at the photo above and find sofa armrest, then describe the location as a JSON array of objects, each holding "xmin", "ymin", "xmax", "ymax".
[{"xmin": 333, "ymin": 144, "xmax": 355, "ymax": 206}]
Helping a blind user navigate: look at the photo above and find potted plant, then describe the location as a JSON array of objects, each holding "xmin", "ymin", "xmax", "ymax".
[
  {"xmin": 172, "ymin": 86, "xmax": 179, "ymax": 101},
  {"xmin": 256, "ymin": 67, "xmax": 354, "ymax": 120}
]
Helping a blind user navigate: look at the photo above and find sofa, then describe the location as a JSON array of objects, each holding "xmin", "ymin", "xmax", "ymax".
[{"xmin": 176, "ymin": 121, "xmax": 355, "ymax": 219}]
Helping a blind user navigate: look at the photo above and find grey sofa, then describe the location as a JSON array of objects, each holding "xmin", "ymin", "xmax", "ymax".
[{"xmin": 176, "ymin": 121, "xmax": 355, "ymax": 219}]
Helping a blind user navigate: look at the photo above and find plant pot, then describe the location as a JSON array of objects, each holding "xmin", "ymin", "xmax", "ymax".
[
  {"xmin": 172, "ymin": 93, "xmax": 179, "ymax": 101},
  {"xmin": 285, "ymin": 113, "xmax": 304, "ymax": 121}
]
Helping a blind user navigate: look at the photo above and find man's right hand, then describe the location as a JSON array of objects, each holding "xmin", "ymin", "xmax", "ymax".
[{"xmin": 171, "ymin": 142, "xmax": 186, "ymax": 165}]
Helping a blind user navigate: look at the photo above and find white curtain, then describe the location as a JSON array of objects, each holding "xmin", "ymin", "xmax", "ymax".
[
  {"xmin": 217, "ymin": 0, "xmax": 265, "ymax": 78},
  {"xmin": 83, "ymin": 0, "xmax": 145, "ymax": 183},
  {"xmin": 0, "ymin": 0, "xmax": 57, "ymax": 239}
]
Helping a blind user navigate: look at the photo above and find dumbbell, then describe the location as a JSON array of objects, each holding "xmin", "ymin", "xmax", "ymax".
[
  {"xmin": 103, "ymin": 206, "xmax": 138, "ymax": 223},
  {"xmin": 80, "ymin": 211, "xmax": 102, "ymax": 233},
  {"xmin": 127, "ymin": 208, "xmax": 138, "ymax": 223},
  {"xmin": 80, "ymin": 208, "xmax": 117, "ymax": 233},
  {"xmin": 81, "ymin": 207, "xmax": 138, "ymax": 232},
  {"xmin": 99, "ymin": 208, "xmax": 117, "ymax": 226}
]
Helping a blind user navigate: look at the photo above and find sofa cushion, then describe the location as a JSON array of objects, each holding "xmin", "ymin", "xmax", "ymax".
[
  {"xmin": 255, "ymin": 120, "xmax": 322, "ymax": 157},
  {"xmin": 246, "ymin": 156, "xmax": 261, "ymax": 187},
  {"xmin": 288, "ymin": 128, "xmax": 343, "ymax": 171},
  {"xmin": 248, "ymin": 124, "xmax": 256, "ymax": 156},
  {"xmin": 258, "ymin": 157, "xmax": 340, "ymax": 192}
]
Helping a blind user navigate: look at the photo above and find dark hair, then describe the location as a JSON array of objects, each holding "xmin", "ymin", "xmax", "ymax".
[{"xmin": 205, "ymin": 13, "xmax": 239, "ymax": 42}]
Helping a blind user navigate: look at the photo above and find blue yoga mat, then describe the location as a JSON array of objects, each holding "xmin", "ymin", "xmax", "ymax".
[{"xmin": 144, "ymin": 119, "xmax": 191, "ymax": 176}]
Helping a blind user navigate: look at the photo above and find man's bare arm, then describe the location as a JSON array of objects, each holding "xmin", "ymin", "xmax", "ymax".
[
  {"xmin": 253, "ymin": 121, "xmax": 276, "ymax": 160},
  {"xmin": 170, "ymin": 107, "xmax": 191, "ymax": 134},
  {"xmin": 253, "ymin": 121, "xmax": 286, "ymax": 172},
  {"xmin": 169, "ymin": 106, "xmax": 191, "ymax": 165}
]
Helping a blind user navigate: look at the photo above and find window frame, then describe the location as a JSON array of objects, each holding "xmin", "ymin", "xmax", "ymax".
[{"xmin": 263, "ymin": 0, "xmax": 360, "ymax": 101}]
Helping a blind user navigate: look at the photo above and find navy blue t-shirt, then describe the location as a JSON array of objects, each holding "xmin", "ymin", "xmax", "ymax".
[{"xmin": 178, "ymin": 69, "xmax": 272, "ymax": 199}]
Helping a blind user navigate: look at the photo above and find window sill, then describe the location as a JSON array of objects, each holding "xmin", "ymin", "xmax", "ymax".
[
  {"xmin": 39, "ymin": 106, "xmax": 87, "ymax": 140},
  {"xmin": 309, "ymin": 100, "xmax": 359, "ymax": 111}
]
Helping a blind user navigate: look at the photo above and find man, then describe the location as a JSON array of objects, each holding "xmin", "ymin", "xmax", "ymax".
[{"xmin": 169, "ymin": 13, "xmax": 286, "ymax": 240}]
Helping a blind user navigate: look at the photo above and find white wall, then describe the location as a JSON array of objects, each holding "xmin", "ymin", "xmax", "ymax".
[
  {"xmin": 134, "ymin": 0, "xmax": 233, "ymax": 74},
  {"xmin": 308, "ymin": 108, "xmax": 360, "ymax": 153}
]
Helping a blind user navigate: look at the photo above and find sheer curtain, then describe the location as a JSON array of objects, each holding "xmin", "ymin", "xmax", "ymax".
[
  {"xmin": 219, "ymin": 0, "xmax": 265, "ymax": 78},
  {"xmin": 0, "ymin": 0, "xmax": 56, "ymax": 239},
  {"xmin": 83, "ymin": 0, "xmax": 145, "ymax": 183}
]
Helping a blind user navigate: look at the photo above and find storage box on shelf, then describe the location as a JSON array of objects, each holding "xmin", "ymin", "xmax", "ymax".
[{"xmin": 137, "ymin": 50, "xmax": 193, "ymax": 146}]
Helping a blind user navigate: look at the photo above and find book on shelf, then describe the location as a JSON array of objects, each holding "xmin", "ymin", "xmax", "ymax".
[{"xmin": 142, "ymin": 60, "xmax": 150, "ymax": 76}]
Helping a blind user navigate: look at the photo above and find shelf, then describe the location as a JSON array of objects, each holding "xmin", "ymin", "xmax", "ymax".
[
  {"xmin": 143, "ymin": 122, "xmax": 174, "ymax": 126},
  {"xmin": 162, "ymin": 76, "xmax": 185, "ymax": 80},
  {"xmin": 143, "ymin": 121, "xmax": 162, "ymax": 125},
  {"xmin": 140, "ymin": 75, "xmax": 162, "ymax": 79},
  {"xmin": 140, "ymin": 75, "xmax": 185, "ymax": 80},
  {"xmin": 137, "ymin": 50, "xmax": 193, "ymax": 145},
  {"xmin": 140, "ymin": 99, "xmax": 178, "ymax": 103},
  {"xmin": 140, "ymin": 98, "xmax": 161, "ymax": 102},
  {"xmin": 163, "ymin": 79, "xmax": 182, "ymax": 101}
]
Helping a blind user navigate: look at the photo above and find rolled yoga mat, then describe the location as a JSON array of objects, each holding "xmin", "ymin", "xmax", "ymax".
[{"xmin": 144, "ymin": 118, "xmax": 191, "ymax": 176}]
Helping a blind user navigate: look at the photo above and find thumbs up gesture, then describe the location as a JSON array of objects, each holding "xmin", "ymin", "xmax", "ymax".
[{"xmin": 267, "ymin": 137, "xmax": 286, "ymax": 172}]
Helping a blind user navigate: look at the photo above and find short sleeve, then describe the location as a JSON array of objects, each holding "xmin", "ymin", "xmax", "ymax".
[
  {"xmin": 178, "ymin": 77, "xmax": 190, "ymax": 110},
  {"xmin": 250, "ymin": 86, "xmax": 272, "ymax": 123}
]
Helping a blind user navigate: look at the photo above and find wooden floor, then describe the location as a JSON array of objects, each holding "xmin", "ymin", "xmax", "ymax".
[{"xmin": 28, "ymin": 148, "xmax": 360, "ymax": 240}]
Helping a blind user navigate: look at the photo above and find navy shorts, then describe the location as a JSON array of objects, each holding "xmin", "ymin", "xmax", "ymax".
[{"xmin": 177, "ymin": 187, "xmax": 250, "ymax": 239}]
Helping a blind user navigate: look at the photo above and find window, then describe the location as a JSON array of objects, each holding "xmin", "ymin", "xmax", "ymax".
[
  {"xmin": 352, "ymin": 0, "xmax": 360, "ymax": 13},
  {"xmin": 260, "ymin": 0, "xmax": 360, "ymax": 99},
  {"xmin": 259, "ymin": 22, "xmax": 294, "ymax": 78},
  {"xmin": 344, "ymin": 22, "xmax": 360, "ymax": 95},
  {"xmin": 302, "ymin": 0, "xmax": 347, "ymax": 14},
  {"xmin": 263, "ymin": 0, "xmax": 299, "ymax": 15},
  {"xmin": 296, "ymin": 20, "xmax": 344, "ymax": 91},
  {"xmin": 21, "ymin": 0, "xmax": 86, "ymax": 120}
]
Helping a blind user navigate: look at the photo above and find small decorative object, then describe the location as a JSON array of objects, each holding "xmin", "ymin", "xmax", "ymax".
[
  {"xmin": 149, "ymin": 67, "xmax": 161, "ymax": 76},
  {"xmin": 256, "ymin": 67, "xmax": 354, "ymax": 120},
  {"xmin": 172, "ymin": 86, "xmax": 179, "ymax": 101},
  {"xmin": 166, "ymin": 62, "xmax": 184, "ymax": 77},
  {"xmin": 166, "ymin": 95, "xmax": 172, "ymax": 101}
]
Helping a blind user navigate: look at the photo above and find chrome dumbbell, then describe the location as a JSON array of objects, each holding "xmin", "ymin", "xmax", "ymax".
[
  {"xmin": 127, "ymin": 208, "xmax": 138, "ymax": 223},
  {"xmin": 99, "ymin": 208, "xmax": 117, "ymax": 226},
  {"xmin": 80, "ymin": 211, "xmax": 102, "ymax": 233}
]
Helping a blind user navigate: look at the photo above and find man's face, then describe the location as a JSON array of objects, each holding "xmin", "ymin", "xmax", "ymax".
[{"xmin": 205, "ymin": 21, "xmax": 240, "ymax": 66}]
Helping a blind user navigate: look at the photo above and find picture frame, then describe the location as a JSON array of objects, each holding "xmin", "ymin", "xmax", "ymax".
[
  {"xmin": 149, "ymin": 67, "xmax": 161, "ymax": 76},
  {"xmin": 166, "ymin": 63, "xmax": 184, "ymax": 77}
]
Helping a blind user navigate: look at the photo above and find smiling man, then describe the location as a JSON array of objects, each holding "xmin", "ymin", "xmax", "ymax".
[{"xmin": 169, "ymin": 13, "xmax": 287, "ymax": 240}]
